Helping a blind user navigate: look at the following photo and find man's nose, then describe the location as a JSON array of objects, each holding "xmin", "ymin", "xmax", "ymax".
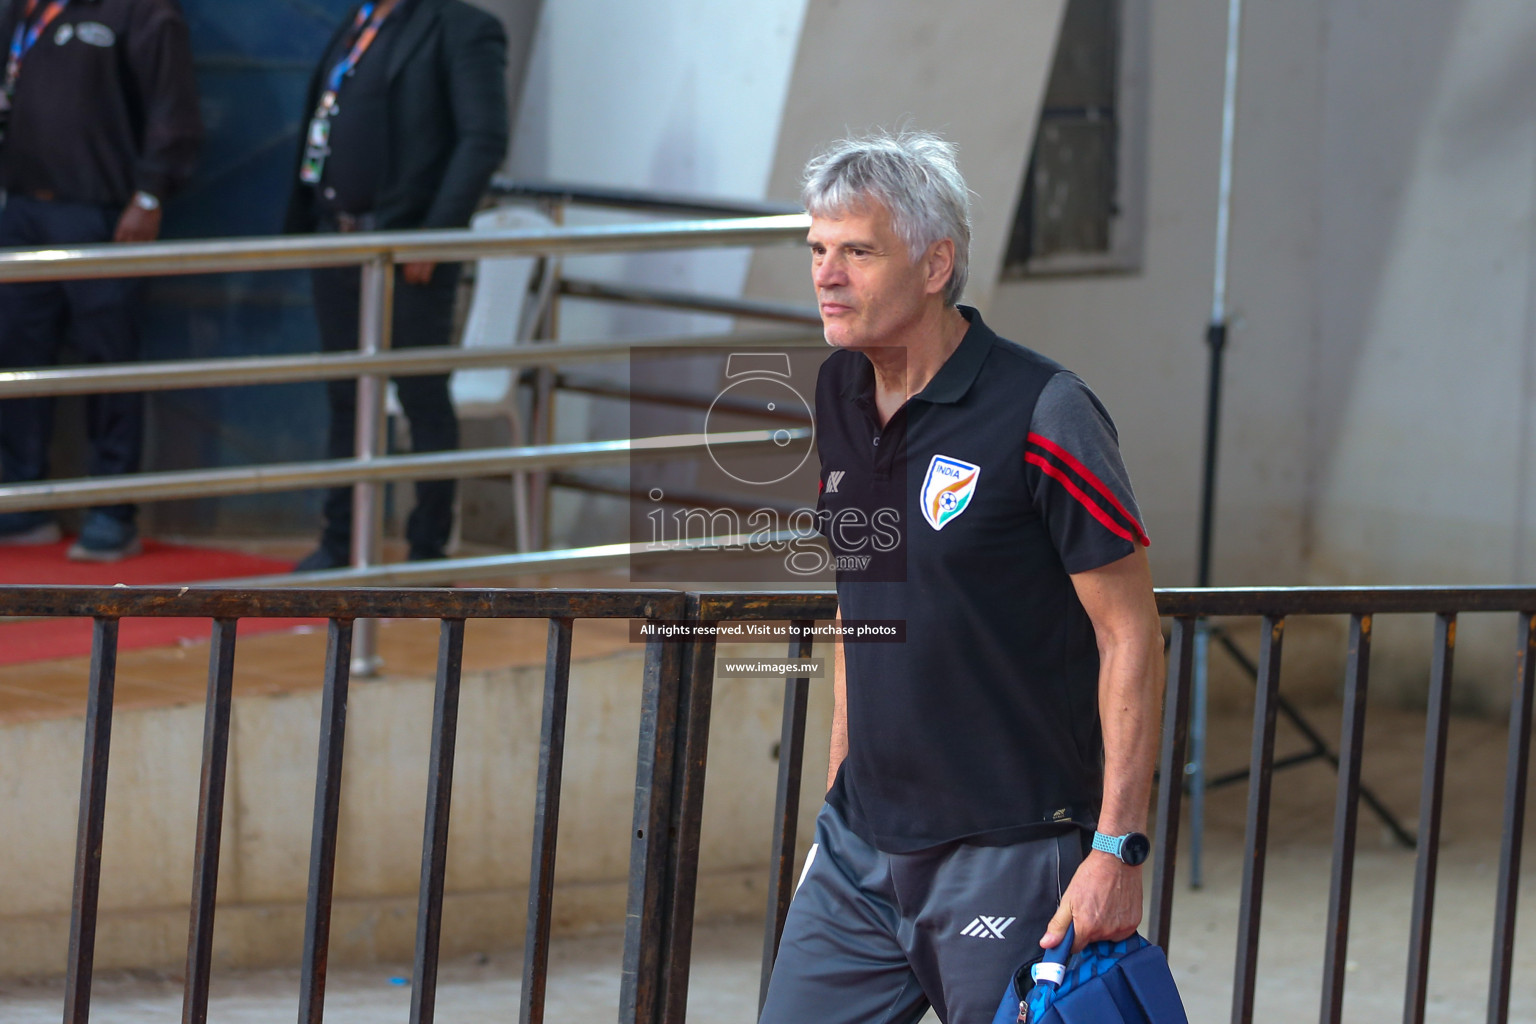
[{"xmin": 813, "ymin": 252, "xmax": 846, "ymax": 287}]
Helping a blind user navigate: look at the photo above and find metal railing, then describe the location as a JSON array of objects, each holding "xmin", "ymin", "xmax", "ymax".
[
  {"xmin": 2, "ymin": 583, "xmax": 1531, "ymax": 1023},
  {"xmin": 0, "ymin": 193, "xmax": 819, "ymax": 672},
  {"xmin": 0, "ymin": 205, "xmax": 817, "ymax": 555}
]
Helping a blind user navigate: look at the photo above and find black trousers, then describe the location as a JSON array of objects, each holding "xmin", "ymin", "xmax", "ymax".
[
  {"xmin": 0, "ymin": 195, "xmax": 141, "ymax": 523},
  {"xmin": 310, "ymin": 257, "xmax": 460, "ymax": 559}
]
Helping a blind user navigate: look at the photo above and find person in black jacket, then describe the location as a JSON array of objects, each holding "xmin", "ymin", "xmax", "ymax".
[
  {"xmin": 285, "ymin": 0, "xmax": 508, "ymax": 571},
  {"xmin": 0, "ymin": 0, "xmax": 202, "ymax": 561}
]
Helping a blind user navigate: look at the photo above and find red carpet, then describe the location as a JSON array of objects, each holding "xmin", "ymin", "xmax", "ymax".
[{"xmin": 0, "ymin": 539, "xmax": 317, "ymax": 666}]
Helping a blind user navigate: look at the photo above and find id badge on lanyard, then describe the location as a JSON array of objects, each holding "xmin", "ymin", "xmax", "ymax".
[
  {"xmin": 299, "ymin": 91, "xmax": 338, "ymax": 184},
  {"xmin": 301, "ymin": 1, "xmax": 390, "ymax": 185}
]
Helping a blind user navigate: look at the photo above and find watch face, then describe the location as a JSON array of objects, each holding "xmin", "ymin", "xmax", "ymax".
[{"xmin": 1122, "ymin": 832, "xmax": 1151, "ymax": 866}]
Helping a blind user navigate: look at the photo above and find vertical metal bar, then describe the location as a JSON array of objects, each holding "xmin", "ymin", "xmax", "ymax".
[
  {"xmin": 409, "ymin": 619, "xmax": 466, "ymax": 1024},
  {"xmin": 657, "ymin": 620, "xmax": 717, "ymax": 1024},
  {"xmin": 527, "ymin": 364, "xmax": 556, "ymax": 551},
  {"xmin": 1150, "ymin": 616, "xmax": 1195, "ymax": 950},
  {"xmin": 182, "ymin": 618, "xmax": 239, "ymax": 1024},
  {"xmin": 758, "ymin": 622, "xmax": 814, "ymax": 1010},
  {"xmin": 619, "ymin": 632, "xmax": 684, "ymax": 1024},
  {"xmin": 520, "ymin": 617, "xmax": 574, "ymax": 1024},
  {"xmin": 298, "ymin": 618, "xmax": 355, "ymax": 1024},
  {"xmin": 523, "ymin": 200, "xmax": 564, "ymax": 551},
  {"xmin": 1320, "ymin": 613, "xmax": 1372, "ymax": 1024},
  {"xmin": 507, "ymin": 258, "xmax": 553, "ymax": 555},
  {"xmin": 1404, "ymin": 613, "xmax": 1456, "ymax": 1024},
  {"xmin": 62, "ymin": 617, "xmax": 119, "ymax": 1024},
  {"xmin": 1189, "ymin": 621, "xmax": 1210, "ymax": 888},
  {"xmin": 351, "ymin": 253, "xmax": 393, "ymax": 677},
  {"xmin": 1231, "ymin": 615, "xmax": 1284, "ymax": 1024},
  {"xmin": 1403, "ymin": 613, "xmax": 1457, "ymax": 1024},
  {"xmin": 1488, "ymin": 613, "xmax": 1536, "ymax": 1024}
]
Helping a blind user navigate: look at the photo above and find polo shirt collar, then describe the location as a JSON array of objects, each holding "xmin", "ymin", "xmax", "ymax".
[
  {"xmin": 836, "ymin": 305, "xmax": 996, "ymax": 406},
  {"xmin": 914, "ymin": 305, "xmax": 995, "ymax": 405}
]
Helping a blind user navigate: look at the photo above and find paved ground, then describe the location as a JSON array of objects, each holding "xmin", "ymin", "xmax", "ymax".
[{"xmin": 2, "ymin": 699, "xmax": 1532, "ymax": 1023}]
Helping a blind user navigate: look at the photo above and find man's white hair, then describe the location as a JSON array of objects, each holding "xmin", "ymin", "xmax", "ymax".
[{"xmin": 801, "ymin": 129, "xmax": 972, "ymax": 307}]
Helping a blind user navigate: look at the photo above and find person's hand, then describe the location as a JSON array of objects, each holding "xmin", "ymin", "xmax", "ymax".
[
  {"xmin": 403, "ymin": 261, "xmax": 436, "ymax": 285},
  {"xmin": 114, "ymin": 203, "xmax": 162, "ymax": 243},
  {"xmin": 1039, "ymin": 851, "xmax": 1143, "ymax": 954}
]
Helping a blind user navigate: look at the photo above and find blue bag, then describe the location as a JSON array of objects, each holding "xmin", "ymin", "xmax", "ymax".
[{"xmin": 991, "ymin": 924, "xmax": 1189, "ymax": 1024}]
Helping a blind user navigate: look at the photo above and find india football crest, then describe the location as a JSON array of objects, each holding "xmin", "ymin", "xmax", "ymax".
[{"xmin": 920, "ymin": 455, "xmax": 981, "ymax": 531}]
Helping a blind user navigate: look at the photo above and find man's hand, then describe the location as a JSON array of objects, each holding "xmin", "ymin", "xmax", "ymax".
[
  {"xmin": 114, "ymin": 203, "xmax": 162, "ymax": 243},
  {"xmin": 403, "ymin": 261, "xmax": 437, "ymax": 285},
  {"xmin": 1040, "ymin": 851, "xmax": 1143, "ymax": 953}
]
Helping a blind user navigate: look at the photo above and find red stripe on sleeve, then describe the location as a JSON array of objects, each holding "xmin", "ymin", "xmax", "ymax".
[
  {"xmin": 1025, "ymin": 452, "xmax": 1136, "ymax": 546},
  {"xmin": 1026, "ymin": 433, "xmax": 1151, "ymax": 546}
]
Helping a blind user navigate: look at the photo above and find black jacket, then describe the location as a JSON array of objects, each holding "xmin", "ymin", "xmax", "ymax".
[
  {"xmin": 283, "ymin": 0, "xmax": 509, "ymax": 233},
  {"xmin": 0, "ymin": 0, "xmax": 202, "ymax": 205}
]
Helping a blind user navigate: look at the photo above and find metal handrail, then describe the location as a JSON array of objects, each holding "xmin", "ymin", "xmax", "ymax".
[
  {"xmin": 0, "ymin": 209, "xmax": 819, "ymax": 673},
  {"xmin": 0, "ymin": 429, "xmax": 811, "ymax": 511},
  {"xmin": 558, "ymin": 277, "xmax": 820, "ymax": 325},
  {"xmin": 0, "ymin": 330, "xmax": 823, "ymax": 398},
  {"xmin": 489, "ymin": 176, "xmax": 803, "ymax": 219},
  {"xmin": 0, "ymin": 213, "xmax": 810, "ymax": 281}
]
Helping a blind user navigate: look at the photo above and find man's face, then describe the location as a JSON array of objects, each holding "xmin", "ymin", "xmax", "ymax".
[{"xmin": 808, "ymin": 201, "xmax": 933, "ymax": 349}]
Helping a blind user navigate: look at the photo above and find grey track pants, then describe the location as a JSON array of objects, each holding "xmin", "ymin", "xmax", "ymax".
[{"xmin": 760, "ymin": 803, "xmax": 1086, "ymax": 1024}]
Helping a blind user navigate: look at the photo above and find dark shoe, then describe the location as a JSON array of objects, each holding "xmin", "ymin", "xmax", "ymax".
[
  {"xmin": 0, "ymin": 511, "xmax": 61, "ymax": 546},
  {"xmin": 67, "ymin": 513, "xmax": 142, "ymax": 562},
  {"xmin": 408, "ymin": 545, "xmax": 447, "ymax": 562},
  {"xmin": 294, "ymin": 545, "xmax": 349, "ymax": 572}
]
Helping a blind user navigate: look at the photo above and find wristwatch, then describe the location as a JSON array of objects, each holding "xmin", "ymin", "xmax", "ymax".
[
  {"xmin": 1092, "ymin": 829, "xmax": 1151, "ymax": 866},
  {"xmin": 132, "ymin": 191, "xmax": 160, "ymax": 211}
]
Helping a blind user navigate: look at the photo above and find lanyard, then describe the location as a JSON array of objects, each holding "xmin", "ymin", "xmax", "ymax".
[
  {"xmin": 323, "ymin": 1, "xmax": 395, "ymax": 99},
  {"xmin": 6, "ymin": 0, "xmax": 70, "ymax": 88},
  {"xmin": 301, "ymin": 0, "xmax": 398, "ymax": 185}
]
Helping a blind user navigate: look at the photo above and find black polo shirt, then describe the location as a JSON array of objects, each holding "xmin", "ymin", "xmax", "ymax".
[{"xmin": 815, "ymin": 306, "xmax": 1149, "ymax": 852}]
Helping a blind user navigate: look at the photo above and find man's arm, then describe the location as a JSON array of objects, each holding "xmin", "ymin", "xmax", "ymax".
[
  {"xmin": 403, "ymin": 7, "xmax": 509, "ymax": 283},
  {"xmin": 1040, "ymin": 546, "xmax": 1164, "ymax": 952},
  {"xmin": 117, "ymin": 1, "xmax": 203, "ymax": 242},
  {"xmin": 827, "ymin": 616, "xmax": 847, "ymax": 790},
  {"xmin": 421, "ymin": 9, "xmax": 509, "ymax": 230}
]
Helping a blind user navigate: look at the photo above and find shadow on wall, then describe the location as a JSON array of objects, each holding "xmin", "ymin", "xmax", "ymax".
[{"xmin": 1305, "ymin": 0, "xmax": 1464, "ymax": 564}]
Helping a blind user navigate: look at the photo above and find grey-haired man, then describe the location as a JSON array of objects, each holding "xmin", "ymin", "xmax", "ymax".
[{"xmin": 758, "ymin": 131, "xmax": 1164, "ymax": 1023}]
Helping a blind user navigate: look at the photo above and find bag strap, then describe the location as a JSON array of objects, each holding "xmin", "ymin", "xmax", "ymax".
[{"xmin": 1029, "ymin": 923, "xmax": 1075, "ymax": 988}]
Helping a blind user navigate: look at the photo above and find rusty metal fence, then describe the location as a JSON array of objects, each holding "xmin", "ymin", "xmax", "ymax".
[{"xmin": 0, "ymin": 583, "xmax": 1532, "ymax": 1024}]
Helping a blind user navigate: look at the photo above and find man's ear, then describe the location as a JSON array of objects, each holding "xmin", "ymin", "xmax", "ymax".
[{"xmin": 924, "ymin": 237, "xmax": 956, "ymax": 297}]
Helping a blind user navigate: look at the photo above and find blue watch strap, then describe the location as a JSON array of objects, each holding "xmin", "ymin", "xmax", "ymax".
[{"xmin": 1092, "ymin": 830, "xmax": 1122, "ymax": 857}]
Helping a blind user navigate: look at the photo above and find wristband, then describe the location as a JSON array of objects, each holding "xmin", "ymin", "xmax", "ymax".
[{"xmin": 1091, "ymin": 829, "xmax": 1151, "ymax": 866}]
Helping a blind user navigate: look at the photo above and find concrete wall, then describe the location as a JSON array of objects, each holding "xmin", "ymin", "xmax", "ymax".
[
  {"xmin": 0, "ymin": 647, "xmax": 831, "ymax": 977},
  {"xmin": 988, "ymin": 0, "xmax": 1536, "ymax": 708},
  {"xmin": 743, "ymin": 0, "xmax": 1067, "ymax": 314},
  {"xmin": 508, "ymin": 0, "xmax": 810, "ymax": 344}
]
